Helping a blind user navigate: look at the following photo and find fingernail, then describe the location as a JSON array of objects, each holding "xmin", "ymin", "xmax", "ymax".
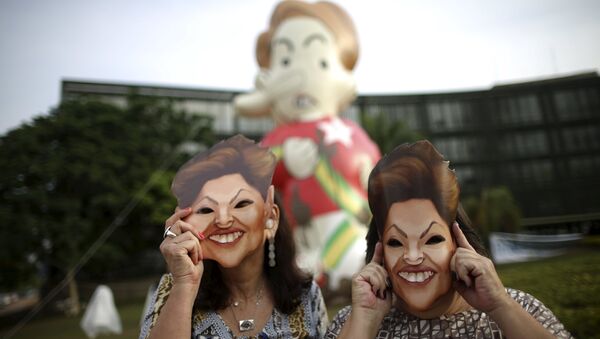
[{"xmin": 198, "ymin": 232, "xmax": 205, "ymax": 240}]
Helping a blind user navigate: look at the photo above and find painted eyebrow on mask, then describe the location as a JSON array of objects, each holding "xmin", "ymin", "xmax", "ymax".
[
  {"xmin": 389, "ymin": 221, "xmax": 439, "ymax": 239},
  {"xmin": 419, "ymin": 221, "xmax": 440, "ymax": 239},
  {"xmin": 195, "ymin": 189, "xmax": 249, "ymax": 206}
]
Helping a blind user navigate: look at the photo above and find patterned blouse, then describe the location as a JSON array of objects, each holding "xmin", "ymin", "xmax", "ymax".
[
  {"xmin": 139, "ymin": 274, "xmax": 328, "ymax": 339},
  {"xmin": 325, "ymin": 288, "xmax": 572, "ymax": 338}
]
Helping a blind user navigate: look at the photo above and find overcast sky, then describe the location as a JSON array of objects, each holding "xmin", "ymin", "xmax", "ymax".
[{"xmin": 1, "ymin": 0, "xmax": 599, "ymax": 135}]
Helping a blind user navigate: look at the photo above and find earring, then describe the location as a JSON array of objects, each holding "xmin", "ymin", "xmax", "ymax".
[
  {"xmin": 265, "ymin": 219, "xmax": 274, "ymax": 229},
  {"xmin": 268, "ymin": 237, "xmax": 276, "ymax": 267}
]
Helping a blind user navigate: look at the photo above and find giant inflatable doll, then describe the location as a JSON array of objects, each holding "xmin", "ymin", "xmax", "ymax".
[{"xmin": 234, "ymin": 0, "xmax": 381, "ymax": 289}]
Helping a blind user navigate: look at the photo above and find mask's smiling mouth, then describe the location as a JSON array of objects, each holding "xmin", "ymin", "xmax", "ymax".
[
  {"xmin": 398, "ymin": 271, "xmax": 435, "ymax": 283},
  {"xmin": 208, "ymin": 231, "xmax": 243, "ymax": 244}
]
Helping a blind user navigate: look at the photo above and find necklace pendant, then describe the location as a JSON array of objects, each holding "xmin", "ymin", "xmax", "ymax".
[{"xmin": 239, "ymin": 319, "xmax": 255, "ymax": 332}]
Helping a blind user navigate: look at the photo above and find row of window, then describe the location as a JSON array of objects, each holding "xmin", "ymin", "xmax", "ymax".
[{"xmin": 360, "ymin": 87, "xmax": 599, "ymax": 133}]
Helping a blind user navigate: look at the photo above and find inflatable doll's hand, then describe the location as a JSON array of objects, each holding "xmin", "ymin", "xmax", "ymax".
[
  {"xmin": 283, "ymin": 137, "xmax": 318, "ymax": 179},
  {"xmin": 357, "ymin": 155, "xmax": 374, "ymax": 190},
  {"xmin": 234, "ymin": 69, "xmax": 303, "ymax": 116}
]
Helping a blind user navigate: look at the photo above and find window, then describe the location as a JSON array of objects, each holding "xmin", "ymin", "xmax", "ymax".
[
  {"xmin": 426, "ymin": 100, "xmax": 469, "ymax": 132},
  {"xmin": 497, "ymin": 94, "xmax": 542, "ymax": 126},
  {"xmin": 500, "ymin": 131, "xmax": 549, "ymax": 157}
]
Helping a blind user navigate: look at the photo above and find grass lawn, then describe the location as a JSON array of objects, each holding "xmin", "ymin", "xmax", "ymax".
[
  {"xmin": 0, "ymin": 300, "xmax": 146, "ymax": 339},
  {"xmin": 2, "ymin": 237, "xmax": 599, "ymax": 338},
  {"xmin": 496, "ymin": 240, "xmax": 600, "ymax": 339}
]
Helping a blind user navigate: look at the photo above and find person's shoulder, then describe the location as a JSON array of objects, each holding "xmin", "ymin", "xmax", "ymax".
[
  {"xmin": 505, "ymin": 287, "xmax": 573, "ymax": 338},
  {"xmin": 505, "ymin": 287, "xmax": 540, "ymax": 306},
  {"xmin": 301, "ymin": 279, "xmax": 323, "ymax": 299},
  {"xmin": 152, "ymin": 274, "xmax": 174, "ymax": 308},
  {"xmin": 330, "ymin": 305, "xmax": 352, "ymax": 323}
]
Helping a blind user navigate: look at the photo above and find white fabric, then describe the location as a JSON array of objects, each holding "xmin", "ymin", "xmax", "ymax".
[
  {"xmin": 140, "ymin": 284, "xmax": 157, "ymax": 328},
  {"xmin": 80, "ymin": 285, "xmax": 122, "ymax": 338}
]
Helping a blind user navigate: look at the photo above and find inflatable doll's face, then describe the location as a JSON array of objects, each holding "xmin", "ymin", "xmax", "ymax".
[
  {"xmin": 183, "ymin": 173, "xmax": 271, "ymax": 267},
  {"xmin": 383, "ymin": 199, "xmax": 456, "ymax": 313},
  {"xmin": 269, "ymin": 17, "xmax": 355, "ymax": 122}
]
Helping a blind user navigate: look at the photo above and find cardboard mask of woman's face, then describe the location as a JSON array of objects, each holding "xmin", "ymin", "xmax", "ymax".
[
  {"xmin": 382, "ymin": 199, "xmax": 456, "ymax": 314},
  {"xmin": 181, "ymin": 174, "xmax": 277, "ymax": 266}
]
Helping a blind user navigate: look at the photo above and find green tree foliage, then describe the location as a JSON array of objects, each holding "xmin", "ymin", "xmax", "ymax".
[
  {"xmin": 360, "ymin": 112, "xmax": 424, "ymax": 154},
  {"xmin": 463, "ymin": 186, "xmax": 522, "ymax": 245},
  {"xmin": 0, "ymin": 96, "xmax": 214, "ymax": 293}
]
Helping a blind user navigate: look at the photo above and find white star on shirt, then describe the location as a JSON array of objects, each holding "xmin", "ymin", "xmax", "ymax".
[{"xmin": 317, "ymin": 118, "xmax": 353, "ymax": 147}]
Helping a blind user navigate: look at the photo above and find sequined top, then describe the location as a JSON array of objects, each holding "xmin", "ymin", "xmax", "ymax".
[
  {"xmin": 139, "ymin": 274, "xmax": 328, "ymax": 339},
  {"xmin": 325, "ymin": 288, "xmax": 572, "ymax": 339}
]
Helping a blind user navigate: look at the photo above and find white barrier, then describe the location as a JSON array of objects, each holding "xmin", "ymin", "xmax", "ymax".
[{"xmin": 489, "ymin": 232, "xmax": 583, "ymax": 264}]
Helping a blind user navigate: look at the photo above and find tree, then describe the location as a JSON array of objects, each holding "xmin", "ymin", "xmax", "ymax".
[
  {"xmin": 0, "ymin": 95, "xmax": 214, "ymax": 314},
  {"xmin": 463, "ymin": 186, "xmax": 522, "ymax": 246},
  {"xmin": 360, "ymin": 111, "xmax": 424, "ymax": 154}
]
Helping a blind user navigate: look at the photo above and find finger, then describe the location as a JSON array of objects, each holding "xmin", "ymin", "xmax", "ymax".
[
  {"xmin": 371, "ymin": 242, "xmax": 384, "ymax": 265},
  {"xmin": 452, "ymin": 279, "xmax": 469, "ymax": 295},
  {"xmin": 165, "ymin": 207, "xmax": 192, "ymax": 227},
  {"xmin": 176, "ymin": 238, "xmax": 201, "ymax": 264},
  {"xmin": 452, "ymin": 251, "xmax": 475, "ymax": 287},
  {"xmin": 455, "ymin": 263, "xmax": 473, "ymax": 288},
  {"xmin": 361, "ymin": 264, "xmax": 388, "ymax": 299},
  {"xmin": 169, "ymin": 221, "xmax": 203, "ymax": 242},
  {"xmin": 452, "ymin": 222, "xmax": 475, "ymax": 251}
]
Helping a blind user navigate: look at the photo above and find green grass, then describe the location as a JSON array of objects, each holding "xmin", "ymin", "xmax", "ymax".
[
  {"xmin": 496, "ymin": 241, "xmax": 600, "ymax": 339},
  {"xmin": 0, "ymin": 300, "xmax": 146, "ymax": 339},
  {"xmin": 2, "ymin": 237, "xmax": 599, "ymax": 338}
]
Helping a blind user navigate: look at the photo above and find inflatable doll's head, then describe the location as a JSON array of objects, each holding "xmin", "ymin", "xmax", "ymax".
[
  {"xmin": 234, "ymin": 1, "xmax": 358, "ymax": 124},
  {"xmin": 365, "ymin": 140, "xmax": 486, "ymax": 316}
]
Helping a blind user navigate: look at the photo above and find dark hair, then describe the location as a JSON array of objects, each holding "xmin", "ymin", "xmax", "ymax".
[
  {"xmin": 365, "ymin": 140, "xmax": 487, "ymax": 262},
  {"xmin": 195, "ymin": 193, "xmax": 312, "ymax": 313},
  {"xmin": 171, "ymin": 134, "xmax": 276, "ymax": 208}
]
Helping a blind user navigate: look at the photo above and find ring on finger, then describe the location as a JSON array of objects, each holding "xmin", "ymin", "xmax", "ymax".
[{"xmin": 163, "ymin": 225, "xmax": 177, "ymax": 239}]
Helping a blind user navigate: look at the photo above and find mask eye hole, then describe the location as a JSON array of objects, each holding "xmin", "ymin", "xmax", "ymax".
[
  {"xmin": 426, "ymin": 235, "xmax": 445, "ymax": 245},
  {"xmin": 386, "ymin": 238, "xmax": 403, "ymax": 248},
  {"xmin": 197, "ymin": 207, "xmax": 213, "ymax": 214},
  {"xmin": 235, "ymin": 200, "xmax": 253, "ymax": 208},
  {"xmin": 282, "ymin": 57, "xmax": 291, "ymax": 67},
  {"xmin": 320, "ymin": 59, "xmax": 328, "ymax": 69}
]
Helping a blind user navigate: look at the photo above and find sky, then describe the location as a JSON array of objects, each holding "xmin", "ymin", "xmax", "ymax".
[{"xmin": 1, "ymin": 0, "xmax": 599, "ymax": 135}]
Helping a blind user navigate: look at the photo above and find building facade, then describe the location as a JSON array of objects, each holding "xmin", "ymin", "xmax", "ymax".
[{"xmin": 61, "ymin": 72, "xmax": 600, "ymax": 229}]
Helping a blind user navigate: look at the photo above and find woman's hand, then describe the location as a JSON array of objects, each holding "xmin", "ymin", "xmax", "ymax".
[
  {"xmin": 351, "ymin": 242, "xmax": 392, "ymax": 321},
  {"xmin": 160, "ymin": 207, "xmax": 204, "ymax": 287},
  {"xmin": 450, "ymin": 222, "xmax": 511, "ymax": 313},
  {"xmin": 337, "ymin": 242, "xmax": 391, "ymax": 338}
]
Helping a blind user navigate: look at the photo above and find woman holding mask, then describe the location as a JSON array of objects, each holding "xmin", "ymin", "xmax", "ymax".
[
  {"xmin": 326, "ymin": 140, "xmax": 571, "ymax": 338},
  {"xmin": 140, "ymin": 135, "xmax": 328, "ymax": 339}
]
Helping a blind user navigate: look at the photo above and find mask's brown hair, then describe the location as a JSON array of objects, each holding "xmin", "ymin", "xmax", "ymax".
[
  {"xmin": 171, "ymin": 134, "xmax": 276, "ymax": 208},
  {"xmin": 256, "ymin": 0, "xmax": 359, "ymax": 70},
  {"xmin": 365, "ymin": 140, "xmax": 487, "ymax": 262}
]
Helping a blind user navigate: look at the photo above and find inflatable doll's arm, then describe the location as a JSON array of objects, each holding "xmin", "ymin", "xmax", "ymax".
[
  {"xmin": 234, "ymin": 69, "xmax": 303, "ymax": 117},
  {"xmin": 282, "ymin": 137, "xmax": 319, "ymax": 179}
]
